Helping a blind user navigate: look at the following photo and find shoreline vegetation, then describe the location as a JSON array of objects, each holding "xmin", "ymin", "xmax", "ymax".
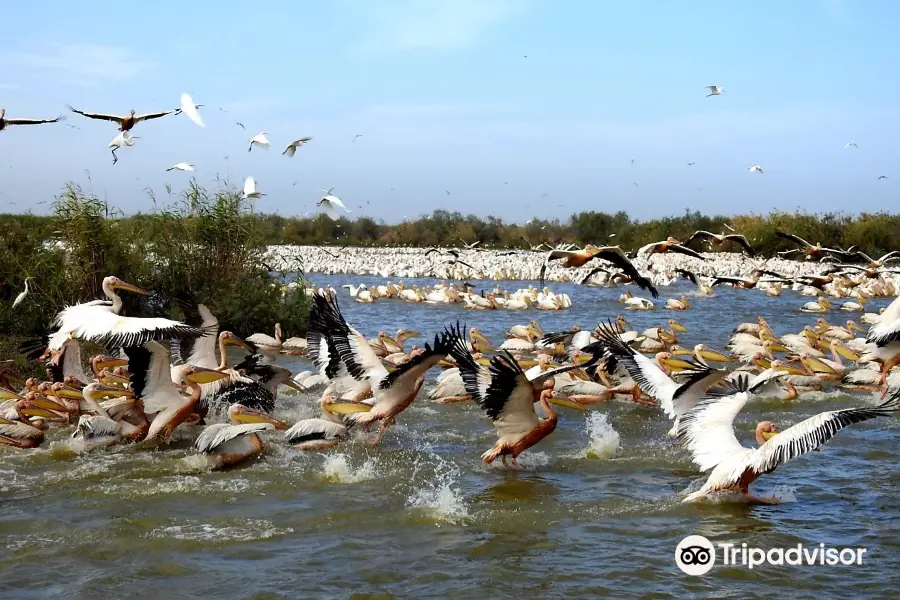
[{"xmin": 0, "ymin": 182, "xmax": 308, "ymax": 377}]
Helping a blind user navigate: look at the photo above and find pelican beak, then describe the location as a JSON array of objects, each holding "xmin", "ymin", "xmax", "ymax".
[
  {"xmin": 805, "ymin": 357, "xmax": 838, "ymax": 375},
  {"xmin": 30, "ymin": 395, "xmax": 67, "ymax": 412},
  {"xmin": 848, "ymin": 321, "xmax": 865, "ymax": 334},
  {"xmin": 113, "ymin": 280, "xmax": 149, "ymax": 295},
  {"xmin": 94, "ymin": 356, "xmax": 129, "ymax": 370},
  {"xmin": 761, "ymin": 431, "xmax": 778, "ymax": 442},
  {"xmin": 231, "ymin": 406, "xmax": 288, "ymax": 430},
  {"xmin": 101, "ymin": 373, "xmax": 131, "ymax": 386},
  {"xmin": 659, "ymin": 331, "xmax": 677, "ymax": 344},
  {"xmin": 834, "ymin": 344, "xmax": 860, "ymax": 361},
  {"xmin": 776, "ymin": 362, "xmax": 812, "ymax": 376},
  {"xmin": 224, "ymin": 336, "xmax": 253, "ymax": 351},
  {"xmin": 760, "ymin": 330, "xmax": 780, "ymax": 343},
  {"xmin": 669, "ymin": 320, "xmax": 688, "ymax": 333},
  {"xmin": 0, "ymin": 388, "xmax": 20, "ymax": 400},
  {"xmin": 20, "ymin": 406, "xmax": 61, "ymax": 419},
  {"xmin": 53, "ymin": 385, "xmax": 87, "ymax": 400},
  {"xmin": 698, "ymin": 347, "xmax": 732, "ymax": 362},
  {"xmin": 755, "ymin": 356, "xmax": 772, "ymax": 369},
  {"xmin": 185, "ymin": 367, "xmax": 229, "ymax": 384},
  {"xmin": 662, "ymin": 357, "xmax": 698, "ymax": 372},
  {"xmin": 326, "ymin": 400, "xmax": 373, "ymax": 415},
  {"xmin": 439, "ymin": 359, "xmax": 457, "ymax": 369},
  {"xmin": 401, "ymin": 330, "xmax": 421, "ymax": 342},
  {"xmin": 0, "ymin": 416, "xmax": 14, "ymax": 425},
  {"xmin": 281, "ymin": 378, "xmax": 304, "ymax": 392},
  {"xmin": 766, "ymin": 343, "xmax": 791, "ymax": 354},
  {"xmin": 94, "ymin": 385, "xmax": 135, "ymax": 398},
  {"xmin": 671, "ymin": 346, "xmax": 693, "ymax": 356},
  {"xmin": 548, "ymin": 396, "xmax": 588, "ymax": 412}
]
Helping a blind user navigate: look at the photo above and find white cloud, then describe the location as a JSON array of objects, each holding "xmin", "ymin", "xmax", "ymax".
[
  {"xmin": 10, "ymin": 44, "xmax": 154, "ymax": 85},
  {"xmin": 349, "ymin": 0, "xmax": 526, "ymax": 54}
]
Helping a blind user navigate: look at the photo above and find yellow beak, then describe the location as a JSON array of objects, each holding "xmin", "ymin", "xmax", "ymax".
[
  {"xmin": 114, "ymin": 280, "xmax": 149, "ymax": 296},
  {"xmin": 101, "ymin": 373, "xmax": 132, "ymax": 386},
  {"xmin": 661, "ymin": 357, "xmax": 698, "ymax": 372},
  {"xmin": 833, "ymin": 344, "xmax": 860, "ymax": 361},
  {"xmin": 326, "ymin": 400, "xmax": 374, "ymax": 415},
  {"xmin": 93, "ymin": 385, "xmax": 135, "ymax": 398},
  {"xmin": 231, "ymin": 408, "xmax": 287, "ymax": 430},
  {"xmin": 282, "ymin": 378, "xmax": 304, "ymax": 392},
  {"xmin": 20, "ymin": 406, "xmax": 62, "ymax": 419},
  {"xmin": 805, "ymin": 357, "xmax": 838, "ymax": 375},
  {"xmin": 548, "ymin": 396, "xmax": 588, "ymax": 412},
  {"xmin": 671, "ymin": 346, "xmax": 693, "ymax": 356},
  {"xmin": 669, "ymin": 320, "xmax": 688, "ymax": 333},
  {"xmin": 224, "ymin": 336, "xmax": 253, "ymax": 351},
  {"xmin": 30, "ymin": 395, "xmax": 67, "ymax": 412},
  {"xmin": 766, "ymin": 343, "xmax": 791, "ymax": 354},
  {"xmin": 185, "ymin": 367, "xmax": 229, "ymax": 384},
  {"xmin": 776, "ymin": 362, "xmax": 812, "ymax": 376},
  {"xmin": 697, "ymin": 348, "xmax": 732, "ymax": 363},
  {"xmin": 94, "ymin": 356, "xmax": 129, "ymax": 370},
  {"xmin": 53, "ymin": 385, "xmax": 87, "ymax": 400},
  {"xmin": 0, "ymin": 389, "xmax": 20, "ymax": 401},
  {"xmin": 761, "ymin": 430, "xmax": 778, "ymax": 442}
]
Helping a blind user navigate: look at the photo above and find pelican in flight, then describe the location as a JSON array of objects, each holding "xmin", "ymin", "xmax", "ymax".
[
  {"xmin": 706, "ymin": 85, "xmax": 724, "ymax": 96},
  {"xmin": 283, "ymin": 137, "xmax": 312, "ymax": 157},
  {"xmin": 686, "ymin": 230, "xmax": 756, "ymax": 256},
  {"xmin": 67, "ymin": 105, "xmax": 177, "ymax": 131},
  {"xmin": 0, "ymin": 108, "xmax": 66, "ymax": 132},
  {"xmin": 248, "ymin": 132, "xmax": 270, "ymax": 152},
  {"xmin": 775, "ymin": 231, "xmax": 853, "ymax": 261},
  {"xmin": 449, "ymin": 325, "xmax": 591, "ymax": 467},
  {"xmin": 543, "ymin": 245, "xmax": 659, "ymax": 297},
  {"xmin": 166, "ymin": 163, "xmax": 195, "ymax": 172},
  {"xmin": 677, "ymin": 374, "xmax": 900, "ymax": 503},
  {"xmin": 318, "ymin": 192, "xmax": 351, "ymax": 220},
  {"xmin": 178, "ymin": 93, "xmax": 204, "ymax": 128},
  {"xmin": 637, "ymin": 237, "xmax": 706, "ymax": 261}
]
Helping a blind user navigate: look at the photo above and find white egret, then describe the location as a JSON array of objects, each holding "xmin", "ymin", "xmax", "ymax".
[
  {"xmin": 283, "ymin": 137, "xmax": 312, "ymax": 157},
  {"xmin": 108, "ymin": 131, "xmax": 138, "ymax": 165},
  {"xmin": 166, "ymin": 163, "xmax": 195, "ymax": 172},
  {"xmin": 748, "ymin": 165, "xmax": 763, "ymax": 174},
  {"xmin": 12, "ymin": 277, "xmax": 32, "ymax": 308},
  {"xmin": 248, "ymin": 132, "xmax": 270, "ymax": 152},
  {"xmin": 242, "ymin": 177, "xmax": 265, "ymax": 200},
  {"xmin": 179, "ymin": 93, "xmax": 205, "ymax": 128},
  {"xmin": 706, "ymin": 85, "xmax": 724, "ymax": 96}
]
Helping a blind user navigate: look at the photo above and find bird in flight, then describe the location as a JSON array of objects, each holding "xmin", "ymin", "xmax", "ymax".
[
  {"xmin": 248, "ymin": 132, "xmax": 270, "ymax": 152},
  {"xmin": 748, "ymin": 165, "xmax": 764, "ymax": 174},
  {"xmin": 67, "ymin": 105, "xmax": 177, "ymax": 131},
  {"xmin": 687, "ymin": 160, "xmax": 696, "ymax": 166},
  {"xmin": 283, "ymin": 137, "xmax": 313, "ymax": 157},
  {"xmin": 166, "ymin": 163, "xmax": 195, "ymax": 172},
  {"xmin": 878, "ymin": 175, "xmax": 888, "ymax": 180},
  {"xmin": 706, "ymin": 85, "xmax": 724, "ymax": 97},
  {"xmin": 633, "ymin": 182, "xmax": 639, "ymax": 188},
  {"xmin": 236, "ymin": 122, "xmax": 246, "ymax": 130},
  {"xmin": 352, "ymin": 134, "xmax": 363, "ymax": 143},
  {"xmin": 0, "ymin": 108, "xmax": 66, "ymax": 132},
  {"xmin": 178, "ymin": 93, "xmax": 204, "ymax": 128},
  {"xmin": 845, "ymin": 141, "xmax": 858, "ymax": 148}
]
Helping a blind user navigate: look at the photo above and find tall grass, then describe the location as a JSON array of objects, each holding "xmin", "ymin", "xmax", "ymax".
[{"xmin": 0, "ymin": 181, "xmax": 308, "ymax": 376}]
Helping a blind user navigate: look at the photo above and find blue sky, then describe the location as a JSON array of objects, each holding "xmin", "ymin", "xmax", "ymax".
[{"xmin": 1, "ymin": 0, "xmax": 899, "ymax": 222}]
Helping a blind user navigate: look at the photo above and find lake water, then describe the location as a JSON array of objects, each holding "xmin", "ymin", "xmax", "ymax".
[{"xmin": 2, "ymin": 275, "xmax": 899, "ymax": 598}]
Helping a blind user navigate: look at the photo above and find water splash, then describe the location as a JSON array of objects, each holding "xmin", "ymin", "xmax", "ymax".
[
  {"xmin": 582, "ymin": 412, "xmax": 621, "ymax": 459},
  {"xmin": 146, "ymin": 519, "xmax": 293, "ymax": 542},
  {"xmin": 320, "ymin": 453, "xmax": 378, "ymax": 483},
  {"xmin": 406, "ymin": 449, "xmax": 468, "ymax": 524}
]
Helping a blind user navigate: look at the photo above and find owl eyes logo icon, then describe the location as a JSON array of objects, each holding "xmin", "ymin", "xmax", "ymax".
[{"xmin": 675, "ymin": 535, "xmax": 716, "ymax": 575}]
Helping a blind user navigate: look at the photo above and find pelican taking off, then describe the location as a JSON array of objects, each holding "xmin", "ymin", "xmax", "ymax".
[
  {"xmin": 67, "ymin": 105, "xmax": 177, "ymax": 131},
  {"xmin": 677, "ymin": 374, "xmax": 900, "ymax": 503}
]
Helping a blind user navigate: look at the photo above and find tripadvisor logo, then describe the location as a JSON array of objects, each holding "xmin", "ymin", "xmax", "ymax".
[{"xmin": 676, "ymin": 535, "xmax": 868, "ymax": 575}]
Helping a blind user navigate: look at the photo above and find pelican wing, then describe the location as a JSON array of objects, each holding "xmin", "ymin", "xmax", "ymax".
[
  {"xmin": 546, "ymin": 249, "xmax": 578, "ymax": 262},
  {"xmin": 73, "ymin": 415, "xmax": 120, "ymax": 439},
  {"xmin": 247, "ymin": 333, "xmax": 278, "ymax": 347},
  {"xmin": 686, "ymin": 231, "xmax": 716, "ymax": 245},
  {"xmin": 674, "ymin": 269, "xmax": 699, "ymax": 285},
  {"xmin": 448, "ymin": 323, "xmax": 493, "ymax": 404},
  {"xmin": 179, "ymin": 94, "xmax": 204, "ymax": 127},
  {"xmin": 636, "ymin": 242, "xmax": 660, "ymax": 256},
  {"xmin": 66, "ymin": 105, "xmax": 122, "ymax": 122},
  {"xmin": 307, "ymin": 295, "xmax": 347, "ymax": 379},
  {"xmin": 676, "ymin": 377, "xmax": 752, "ymax": 471},
  {"xmin": 482, "ymin": 353, "xmax": 541, "ymax": 439},
  {"xmin": 775, "ymin": 230, "xmax": 812, "ymax": 249},
  {"xmin": 741, "ymin": 393, "xmax": 900, "ymax": 480},
  {"xmin": 867, "ymin": 321, "xmax": 900, "ymax": 347},
  {"xmin": 174, "ymin": 292, "xmax": 219, "ymax": 368},
  {"xmin": 124, "ymin": 342, "xmax": 185, "ymax": 415},
  {"xmin": 195, "ymin": 423, "xmax": 273, "ymax": 453},
  {"xmin": 668, "ymin": 244, "xmax": 707, "ymax": 260},
  {"xmin": 314, "ymin": 293, "xmax": 389, "ymax": 386},
  {"xmin": 377, "ymin": 332, "xmax": 451, "ymax": 391},
  {"xmin": 134, "ymin": 109, "xmax": 177, "ymax": 122},
  {"xmin": 724, "ymin": 234, "xmax": 756, "ymax": 256},
  {"xmin": 212, "ymin": 379, "xmax": 275, "ymax": 413},
  {"xmin": 579, "ymin": 266, "xmax": 609, "ymax": 285},
  {"xmin": 593, "ymin": 247, "xmax": 659, "ymax": 298},
  {"xmin": 6, "ymin": 114, "xmax": 65, "ymax": 125},
  {"xmin": 284, "ymin": 418, "xmax": 346, "ymax": 444}
]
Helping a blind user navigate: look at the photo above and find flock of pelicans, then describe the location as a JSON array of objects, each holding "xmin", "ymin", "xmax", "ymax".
[{"xmin": 2, "ymin": 266, "xmax": 900, "ymax": 504}]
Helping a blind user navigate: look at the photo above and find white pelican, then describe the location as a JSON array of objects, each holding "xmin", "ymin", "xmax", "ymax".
[
  {"xmin": 242, "ymin": 176, "xmax": 265, "ymax": 200},
  {"xmin": 775, "ymin": 231, "xmax": 854, "ymax": 261},
  {"xmin": 108, "ymin": 130, "xmax": 138, "ymax": 165},
  {"xmin": 283, "ymin": 137, "xmax": 312, "ymax": 156},
  {"xmin": 596, "ymin": 323, "xmax": 728, "ymax": 435},
  {"xmin": 748, "ymin": 165, "xmax": 763, "ymax": 174},
  {"xmin": 544, "ymin": 245, "xmax": 659, "ymax": 297},
  {"xmin": 0, "ymin": 412, "xmax": 44, "ymax": 449},
  {"xmin": 166, "ymin": 163, "xmax": 195, "ymax": 172},
  {"xmin": 706, "ymin": 85, "xmax": 724, "ymax": 96},
  {"xmin": 685, "ymin": 230, "xmax": 756, "ymax": 256},
  {"xmin": 448, "ymin": 330, "xmax": 590, "ymax": 467},
  {"xmin": 318, "ymin": 192, "xmax": 351, "ymax": 220},
  {"xmin": 68, "ymin": 105, "xmax": 177, "ymax": 131},
  {"xmin": 637, "ymin": 237, "xmax": 706, "ymax": 261},
  {"xmin": 801, "ymin": 297, "xmax": 832, "ymax": 313},
  {"xmin": 677, "ymin": 374, "xmax": 900, "ymax": 503},
  {"xmin": 284, "ymin": 396, "xmax": 372, "ymax": 450},
  {"xmin": 193, "ymin": 403, "xmax": 286, "ymax": 469},
  {"xmin": 12, "ymin": 277, "xmax": 31, "ymax": 308},
  {"xmin": 248, "ymin": 323, "xmax": 282, "ymax": 356},
  {"xmin": 48, "ymin": 277, "xmax": 207, "ymax": 352},
  {"xmin": 0, "ymin": 108, "xmax": 65, "ymax": 132},
  {"xmin": 665, "ymin": 296, "xmax": 691, "ymax": 311},
  {"xmin": 71, "ymin": 383, "xmax": 147, "ymax": 450},
  {"xmin": 248, "ymin": 132, "xmax": 270, "ymax": 152},
  {"xmin": 311, "ymin": 293, "xmax": 450, "ymax": 445},
  {"xmin": 179, "ymin": 93, "xmax": 204, "ymax": 128},
  {"xmin": 862, "ymin": 296, "xmax": 900, "ymax": 392}
]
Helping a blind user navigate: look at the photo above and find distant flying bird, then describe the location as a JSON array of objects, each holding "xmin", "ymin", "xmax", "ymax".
[
  {"xmin": 242, "ymin": 176, "xmax": 265, "ymax": 199},
  {"xmin": 687, "ymin": 160, "xmax": 696, "ymax": 166},
  {"xmin": 12, "ymin": 277, "xmax": 32, "ymax": 309},
  {"xmin": 318, "ymin": 192, "xmax": 351, "ymax": 220},
  {"xmin": 236, "ymin": 122, "xmax": 246, "ymax": 130},
  {"xmin": 878, "ymin": 175, "xmax": 888, "ymax": 180},
  {"xmin": 633, "ymin": 182, "xmax": 639, "ymax": 188},
  {"xmin": 0, "ymin": 108, "xmax": 66, "ymax": 132},
  {"xmin": 845, "ymin": 141, "xmax": 858, "ymax": 148},
  {"xmin": 748, "ymin": 165, "xmax": 764, "ymax": 174},
  {"xmin": 283, "ymin": 137, "xmax": 312, "ymax": 157},
  {"xmin": 706, "ymin": 85, "xmax": 724, "ymax": 97},
  {"xmin": 352, "ymin": 134, "xmax": 363, "ymax": 143},
  {"xmin": 445, "ymin": 190, "xmax": 451, "ymax": 195},
  {"xmin": 166, "ymin": 163, "xmax": 195, "ymax": 172},
  {"xmin": 631, "ymin": 158, "xmax": 635, "ymax": 165},
  {"xmin": 108, "ymin": 131, "xmax": 138, "ymax": 165},
  {"xmin": 178, "ymin": 93, "xmax": 204, "ymax": 128},
  {"xmin": 248, "ymin": 132, "xmax": 270, "ymax": 152},
  {"xmin": 67, "ymin": 105, "xmax": 177, "ymax": 131}
]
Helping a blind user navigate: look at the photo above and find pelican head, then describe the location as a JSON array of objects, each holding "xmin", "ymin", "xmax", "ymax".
[
  {"xmin": 50, "ymin": 383, "xmax": 87, "ymax": 400},
  {"xmin": 756, "ymin": 421, "xmax": 778, "ymax": 445},
  {"xmin": 103, "ymin": 276, "xmax": 148, "ymax": 296},
  {"xmin": 129, "ymin": 109, "xmax": 136, "ymax": 117},
  {"xmin": 0, "ymin": 108, "xmax": 5, "ymax": 119},
  {"xmin": 585, "ymin": 244, "xmax": 603, "ymax": 256},
  {"xmin": 228, "ymin": 403, "xmax": 287, "ymax": 430},
  {"xmin": 83, "ymin": 382, "xmax": 135, "ymax": 399},
  {"xmin": 668, "ymin": 319, "xmax": 688, "ymax": 333},
  {"xmin": 616, "ymin": 315, "xmax": 632, "ymax": 331},
  {"xmin": 694, "ymin": 344, "xmax": 732, "ymax": 363},
  {"xmin": 92, "ymin": 355, "xmax": 129, "ymax": 373},
  {"xmin": 397, "ymin": 329, "xmax": 421, "ymax": 343},
  {"xmin": 221, "ymin": 331, "xmax": 252, "ymax": 351},
  {"xmin": 469, "ymin": 327, "xmax": 492, "ymax": 349},
  {"xmin": 847, "ymin": 320, "xmax": 865, "ymax": 334}
]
